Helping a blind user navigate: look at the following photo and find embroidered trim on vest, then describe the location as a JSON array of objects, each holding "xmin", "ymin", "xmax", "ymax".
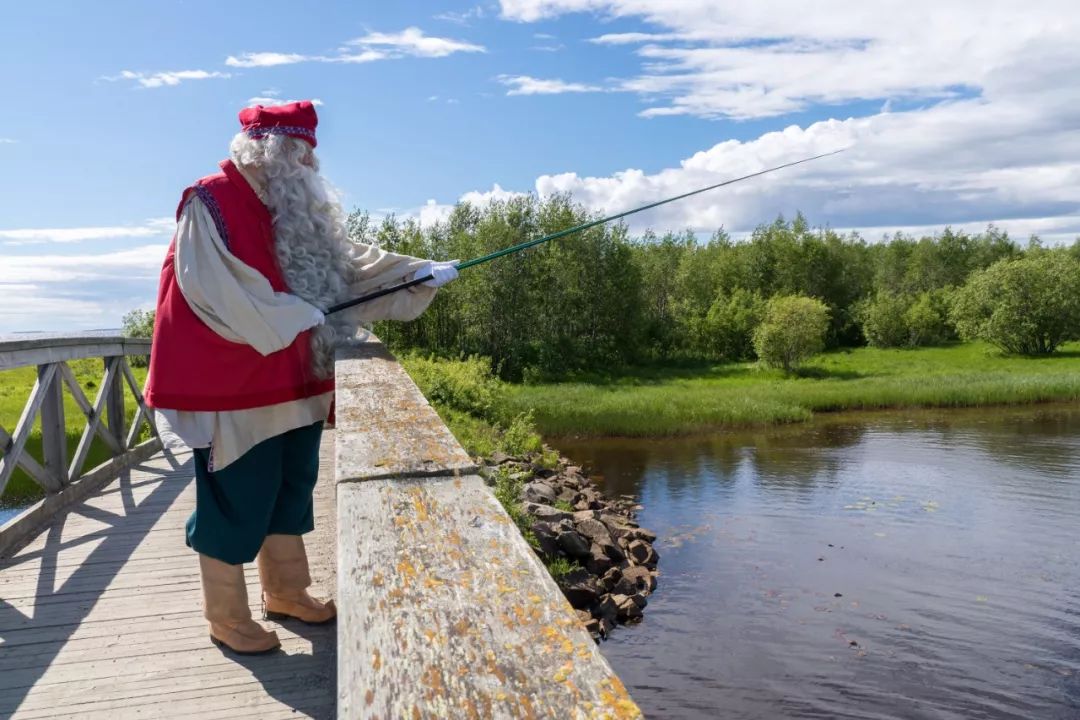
[
  {"xmin": 191, "ymin": 185, "xmax": 230, "ymax": 250},
  {"xmin": 246, "ymin": 125, "xmax": 316, "ymax": 141}
]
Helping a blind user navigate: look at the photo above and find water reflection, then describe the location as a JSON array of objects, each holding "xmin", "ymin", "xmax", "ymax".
[{"xmin": 555, "ymin": 403, "xmax": 1080, "ymax": 720}]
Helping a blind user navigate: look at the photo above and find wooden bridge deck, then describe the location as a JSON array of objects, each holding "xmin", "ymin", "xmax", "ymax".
[{"xmin": 0, "ymin": 435, "xmax": 338, "ymax": 719}]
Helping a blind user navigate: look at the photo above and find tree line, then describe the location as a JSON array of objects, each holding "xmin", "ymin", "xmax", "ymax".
[
  {"xmin": 125, "ymin": 193, "xmax": 1080, "ymax": 379},
  {"xmin": 358, "ymin": 194, "xmax": 1080, "ymax": 379}
]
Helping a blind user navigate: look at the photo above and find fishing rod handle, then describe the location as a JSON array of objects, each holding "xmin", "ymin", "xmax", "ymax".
[{"xmin": 325, "ymin": 274, "xmax": 434, "ymax": 315}]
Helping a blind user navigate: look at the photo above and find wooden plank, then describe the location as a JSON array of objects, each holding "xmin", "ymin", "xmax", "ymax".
[
  {"xmin": 13, "ymin": 674, "xmax": 335, "ymax": 719},
  {"xmin": 0, "ymin": 621, "xmax": 332, "ymax": 671},
  {"xmin": 0, "ymin": 363, "xmax": 56, "ymax": 496},
  {"xmin": 119, "ymin": 359, "xmax": 159, "ymax": 449},
  {"xmin": 57, "ymin": 362, "xmax": 96, "ymax": 424},
  {"xmin": 0, "ymin": 336, "xmax": 150, "ymax": 371},
  {"xmin": 67, "ymin": 358, "xmax": 123, "ymax": 481},
  {"xmin": 0, "ymin": 439, "xmax": 164, "ymax": 558},
  {"xmin": 0, "ymin": 434, "xmax": 337, "ymax": 719},
  {"xmin": 104, "ymin": 356, "xmax": 125, "ymax": 453},
  {"xmin": 0, "ymin": 424, "xmax": 52, "ymax": 493},
  {"xmin": 334, "ymin": 339, "xmax": 477, "ymax": 482},
  {"xmin": 37, "ymin": 363, "xmax": 67, "ymax": 490}
]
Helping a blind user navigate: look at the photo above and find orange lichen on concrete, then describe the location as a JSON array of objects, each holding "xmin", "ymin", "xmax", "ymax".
[{"xmin": 596, "ymin": 677, "xmax": 642, "ymax": 719}]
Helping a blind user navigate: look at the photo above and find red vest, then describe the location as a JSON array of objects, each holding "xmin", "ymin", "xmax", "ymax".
[{"xmin": 144, "ymin": 160, "xmax": 335, "ymax": 411}]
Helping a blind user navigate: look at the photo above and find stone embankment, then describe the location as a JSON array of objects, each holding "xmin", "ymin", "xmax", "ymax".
[{"xmin": 483, "ymin": 452, "xmax": 660, "ymax": 639}]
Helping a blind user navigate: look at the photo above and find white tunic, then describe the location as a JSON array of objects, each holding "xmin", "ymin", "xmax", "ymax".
[{"xmin": 154, "ymin": 181, "xmax": 437, "ymax": 470}]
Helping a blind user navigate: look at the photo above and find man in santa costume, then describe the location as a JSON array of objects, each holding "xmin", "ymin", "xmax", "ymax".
[{"xmin": 145, "ymin": 100, "xmax": 458, "ymax": 655}]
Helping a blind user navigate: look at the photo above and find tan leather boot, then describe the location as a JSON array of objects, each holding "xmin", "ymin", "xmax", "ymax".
[
  {"xmin": 257, "ymin": 534, "xmax": 336, "ymax": 625},
  {"xmin": 199, "ymin": 554, "xmax": 281, "ymax": 654}
]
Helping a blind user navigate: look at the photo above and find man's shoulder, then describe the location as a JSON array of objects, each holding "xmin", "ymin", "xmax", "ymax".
[
  {"xmin": 176, "ymin": 180, "xmax": 226, "ymax": 225},
  {"xmin": 189, "ymin": 164, "xmax": 230, "ymax": 191},
  {"xmin": 176, "ymin": 162, "xmax": 233, "ymax": 220}
]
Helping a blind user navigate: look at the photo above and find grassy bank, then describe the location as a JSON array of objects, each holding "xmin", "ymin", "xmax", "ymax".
[
  {"xmin": 498, "ymin": 342, "xmax": 1080, "ymax": 437},
  {"xmin": 0, "ymin": 359, "xmax": 149, "ymax": 506}
]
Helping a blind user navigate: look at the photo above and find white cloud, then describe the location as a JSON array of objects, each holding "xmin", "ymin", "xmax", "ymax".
[
  {"xmin": 103, "ymin": 69, "xmax": 230, "ymax": 89},
  {"xmin": 334, "ymin": 49, "xmax": 390, "ymax": 64},
  {"xmin": 460, "ymin": 183, "xmax": 528, "ymax": 207},
  {"xmin": 499, "ymin": 1, "xmax": 1079, "ymax": 120},
  {"xmin": 418, "ymin": 96, "xmax": 1080, "ymax": 244},
  {"xmin": 837, "ymin": 216, "xmax": 1080, "ymax": 247},
  {"xmin": 228, "ymin": 27, "xmax": 484, "ymax": 69},
  {"xmin": 418, "ymin": 199, "xmax": 455, "ymax": 227},
  {"xmin": 474, "ymin": 1, "xmax": 1080, "ymax": 246},
  {"xmin": 589, "ymin": 32, "xmax": 677, "ymax": 45},
  {"xmin": 226, "ymin": 52, "xmax": 310, "ymax": 68},
  {"xmin": 0, "ymin": 218, "xmax": 173, "ymax": 246},
  {"xmin": 347, "ymin": 27, "xmax": 486, "ymax": 57},
  {"xmin": 0, "ymin": 245, "xmax": 169, "ymax": 332},
  {"xmin": 377, "ymin": 186, "xmax": 528, "ymax": 229},
  {"xmin": 0, "ymin": 245, "xmax": 167, "ymax": 284},
  {"xmin": 498, "ymin": 74, "xmax": 603, "ymax": 95},
  {"xmin": 0, "ymin": 138, "xmax": 15, "ymax": 144},
  {"xmin": 435, "ymin": 6, "xmax": 488, "ymax": 24}
]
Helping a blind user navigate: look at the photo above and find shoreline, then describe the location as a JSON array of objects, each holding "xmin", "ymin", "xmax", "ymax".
[
  {"xmin": 542, "ymin": 397, "xmax": 1080, "ymax": 443},
  {"xmin": 480, "ymin": 451, "xmax": 661, "ymax": 641},
  {"xmin": 502, "ymin": 342, "xmax": 1080, "ymax": 438}
]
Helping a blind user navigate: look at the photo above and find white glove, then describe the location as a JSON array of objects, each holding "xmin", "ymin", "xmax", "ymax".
[
  {"xmin": 310, "ymin": 307, "xmax": 326, "ymax": 327},
  {"xmin": 414, "ymin": 260, "xmax": 460, "ymax": 288}
]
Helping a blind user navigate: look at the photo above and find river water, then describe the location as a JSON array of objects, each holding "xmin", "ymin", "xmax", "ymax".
[{"xmin": 556, "ymin": 404, "xmax": 1080, "ymax": 719}]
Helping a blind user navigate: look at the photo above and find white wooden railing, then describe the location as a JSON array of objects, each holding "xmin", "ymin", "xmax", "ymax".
[{"xmin": 0, "ymin": 334, "xmax": 161, "ymax": 556}]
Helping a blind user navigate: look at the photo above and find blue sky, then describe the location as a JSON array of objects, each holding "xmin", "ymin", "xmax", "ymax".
[{"xmin": 1, "ymin": 0, "xmax": 1078, "ymax": 331}]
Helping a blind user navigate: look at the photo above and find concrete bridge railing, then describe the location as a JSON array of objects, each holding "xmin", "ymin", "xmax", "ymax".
[
  {"xmin": 334, "ymin": 336, "xmax": 642, "ymax": 719},
  {"xmin": 0, "ymin": 334, "xmax": 161, "ymax": 557}
]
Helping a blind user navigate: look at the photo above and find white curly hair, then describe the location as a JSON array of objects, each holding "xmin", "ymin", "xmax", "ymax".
[{"xmin": 229, "ymin": 132, "xmax": 356, "ymax": 378}]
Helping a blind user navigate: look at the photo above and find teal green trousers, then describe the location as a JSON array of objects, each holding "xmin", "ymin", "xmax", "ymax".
[{"xmin": 186, "ymin": 421, "xmax": 323, "ymax": 565}]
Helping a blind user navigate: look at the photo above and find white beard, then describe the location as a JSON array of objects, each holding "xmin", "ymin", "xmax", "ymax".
[{"xmin": 262, "ymin": 153, "xmax": 355, "ymax": 379}]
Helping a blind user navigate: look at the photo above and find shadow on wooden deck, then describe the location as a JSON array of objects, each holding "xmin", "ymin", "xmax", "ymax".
[{"xmin": 0, "ymin": 446, "xmax": 337, "ymax": 719}]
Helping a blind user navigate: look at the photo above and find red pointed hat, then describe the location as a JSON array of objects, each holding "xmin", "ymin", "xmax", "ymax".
[{"xmin": 238, "ymin": 100, "xmax": 318, "ymax": 148}]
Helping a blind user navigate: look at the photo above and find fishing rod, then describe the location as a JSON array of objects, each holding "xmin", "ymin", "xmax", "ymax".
[{"xmin": 326, "ymin": 148, "xmax": 845, "ymax": 315}]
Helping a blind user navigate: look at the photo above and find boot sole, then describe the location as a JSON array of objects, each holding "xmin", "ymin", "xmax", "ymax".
[
  {"xmin": 210, "ymin": 635, "xmax": 282, "ymax": 655},
  {"xmin": 265, "ymin": 610, "xmax": 337, "ymax": 626}
]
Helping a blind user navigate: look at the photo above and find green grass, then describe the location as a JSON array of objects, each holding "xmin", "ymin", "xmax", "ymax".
[
  {"xmin": 545, "ymin": 556, "xmax": 582, "ymax": 581},
  {"xmin": 501, "ymin": 342, "xmax": 1080, "ymax": 437},
  {"xmin": 0, "ymin": 359, "xmax": 150, "ymax": 506},
  {"xmin": 490, "ymin": 465, "xmax": 538, "ymax": 548}
]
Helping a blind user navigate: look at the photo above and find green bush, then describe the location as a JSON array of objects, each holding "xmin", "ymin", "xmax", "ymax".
[
  {"xmin": 499, "ymin": 410, "xmax": 544, "ymax": 456},
  {"xmin": 951, "ymin": 251, "xmax": 1080, "ymax": 355},
  {"xmin": 121, "ymin": 309, "xmax": 155, "ymax": 367},
  {"xmin": 858, "ymin": 292, "xmax": 910, "ymax": 348},
  {"xmin": 753, "ymin": 295, "xmax": 830, "ymax": 372},
  {"xmin": 859, "ymin": 290, "xmax": 952, "ymax": 348},
  {"xmin": 904, "ymin": 290, "xmax": 952, "ymax": 347},
  {"xmin": 401, "ymin": 354, "xmax": 503, "ymax": 420},
  {"xmin": 702, "ymin": 288, "xmax": 766, "ymax": 360}
]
